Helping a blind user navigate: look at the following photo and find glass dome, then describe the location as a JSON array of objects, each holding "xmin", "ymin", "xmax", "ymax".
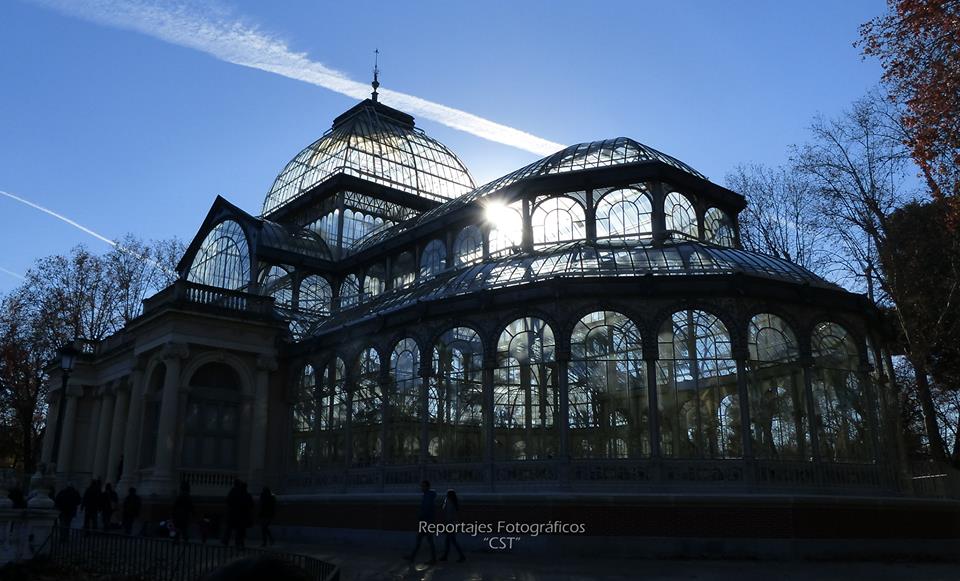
[{"xmin": 263, "ymin": 100, "xmax": 476, "ymax": 215}]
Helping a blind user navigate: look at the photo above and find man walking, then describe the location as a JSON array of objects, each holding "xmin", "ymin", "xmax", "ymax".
[
  {"xmin": 404, "ymin": 480, "xmax": 437, "ymax": 565},
  {"xmin": 122, "ymin": 487, "xmax": 142, "ymax": 536},
  {"xmin": 54, "ymin": 483, "xmax": 81, "ymax": 540}
]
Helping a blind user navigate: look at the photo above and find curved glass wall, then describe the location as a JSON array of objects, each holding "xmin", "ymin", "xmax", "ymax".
[
  {"xmin": 595, "ymin": 186, "xmax": 653, "ymax": 241},
  {"xmin": 664, "ymin": 192, "xmax": 698, "ymax": 238},
  {"xmin": 569, "ymin": 311, "xmax": 648, "ymax": 459},
  {"xmin": 292, "ymin": 364, "xmax": 316, "ymax": 469},
  {"xmin": 494, "ymin": 318, "xmax": 557, "ymax": 461},
  {"xmin": 453, "ymin": 225, "xmax": 483, "ymax": 267},
  {"xmin": 351, "ymin": 348, "xmax": 382, "ymax": 466},
  {"xmin": 487, "ymin": 201, "xmax": 524, "ymax": 255},
  {"xmin": 532, "ymin": 196, "xmax": 586, "ymax": 245},
  {"xmin": 392, "ymin": 252, "xmax": 416, "ymax": 289},
  {"xmin": 390, "ymin": 338, "xmax": 421, "ymax": 464},
  {"xmin": 420, "ymin": 239, "xmax": 447, "ymax": 280},
  {"xmin": 187, "ymin": 220, "xmax": 250, "ymax": 290},
  {"xmin": 429, "ymin": 327, "xmax": 484, "ymax": 462},
  {"xmin": 260, "ymin": 265, "xmax": 293, "ymax": 310},
  {"xmin": 299, "ymin": 275, "xmax": 332, "ymax": 316},
  {"xmin": 317, "ymin": 358, "xmax": 347, "ymax": 463},
  {"xmin": 811, "ymin": 322, "xmax": 870, "ymax": 462},
  {"xmin": 746, "ymin": 314, "xmax": 809, "ymax": 460},
  {"xmin": 364, "ymin": 265, "xmax": 385, "ymax": 299},
  {"xmin": 704, "ymin": 208, "xmax": 735, "ymax": 247},
  {"xmin": 340, "ymin": 275, "xmax": 360, "ymax": 309},
  {"xmin": 657, "ymin": 310, "xmax": 740, "ymax": 458}
]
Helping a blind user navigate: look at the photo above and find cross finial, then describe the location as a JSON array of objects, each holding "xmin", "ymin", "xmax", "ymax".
[{"xmin": 371, "ymin": 48, "xmax": 380, "ymax": 102}]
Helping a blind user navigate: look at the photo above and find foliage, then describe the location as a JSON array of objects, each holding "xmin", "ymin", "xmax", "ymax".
[
  {"xmin": 859, "ymin": 0, "xmax": 960, "ymax": 214},
  {"xmin": 879, "ymin": 199, "xmax": 960, "ymax": 462},
  {"xmin": 0, "ymin": 235, "xmax": 184, "ymax": 473}
]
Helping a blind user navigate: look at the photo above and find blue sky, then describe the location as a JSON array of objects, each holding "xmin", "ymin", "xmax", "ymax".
[{"xmin": 0, "ymin": 0, "xmax": 885, "ymax": 293}]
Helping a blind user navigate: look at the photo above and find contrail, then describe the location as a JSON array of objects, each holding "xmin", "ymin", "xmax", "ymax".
[
  {"xmin": 1, "ymin": 190, "xmax": 116, "ymax": 246},
  {"xmin": 0, "ymin": 267, "xmax": 25, "ymax": 281},
  {"xmin": 31, "ymin": 0, "xmax": 565, "ymax": 157},
  {"xmin": 1, "ymin": 189, "xmax": 178, "ymax": 276}
]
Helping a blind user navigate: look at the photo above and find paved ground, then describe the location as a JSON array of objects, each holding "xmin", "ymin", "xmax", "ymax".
[{"xmin": 284, "ymin": 541, "xmax": 960, "ymax": 581}]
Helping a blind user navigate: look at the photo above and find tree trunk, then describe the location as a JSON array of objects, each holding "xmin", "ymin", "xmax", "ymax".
[
  {"xmin": 20, "ymin": 416, "xmax": 35, "ymax": 475},
  {"xmin": 912, "ymin": 360, "xmax": 948, "ymax": 462}
]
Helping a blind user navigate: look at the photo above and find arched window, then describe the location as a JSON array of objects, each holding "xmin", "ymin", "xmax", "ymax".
[
  {"xmin": 392, "ymin": 252, "xmax": 416, "ymax": 289},
  {"xmin": 811, "ymin": 322, "xmax": 870, "ymax": 462},
  {"xmin": 306, "ymin": 210, "xmax": 339, "ymax": 249},
  {"xmin": 656, "ymin": 310, "xmax": 740, "ymax": 458},
  {"xmin": 339, "ymin": 274, "xmax": 360, "ymax": 309},
  {"xmin": 390, "ymin": 338, "xmax": 421, "ymax": 464},
  {"xmin": 569, "ymin": 311, "xmax": 648, "ymax": 458},
  {"xmin": 420, "ymin": 239, "xmax": 447, "ymax": 279},
  {"xmin": 181, "ymin": 362, "xmax": 241, "ymax": 469},
  {"xmin": 298, "ymin": 275, "xmax": 332, "ymax": 316},
  {"xmin": 351, "ymin": 348, "xmax": 382, "ymax": 466},
  {"xmin": 430, "ymin": 327, "xmax": 484, "ymax": 462},
  {"xmin": 364, "ymin": 265, "xmax": 385, "ymax": 299},
  {"xmin": 746, "ymin": 314, "xmax": 809, "ymax": 460},
  {"xmin": 494, "ymin": 318, "xmax": 557, "ymax": 460},
  {"xmin": 317, "ymin": 358, "xmax": 347, "ymax": 464},
  {"xmin": 342, "ymin": 209, "xmax": 387, "ymax": 250},
  {"xmin": 704, "ymin": 208, "xmax": 735, "ymax": 247},
  {"xmin": 453, "ymin": 225, "xmax": 483, "ymax": 267},
  {"xmin": 664, "ymin": 191, "xmax": 698, "ymax": 238},
  {"xmin": 595, "ymin": 187, "xmax": 653, "ymax": 240},
  {"xmin": 188, "ymin": 220, "xmax": 250, "ymax": 290},
  {"xmin": 292, "ymin": 364, "xmax": 316, "ymax": 470},
  {"xmin": 259, "ymin": 265, "xmax": 293, "ymax": 310},
  {"xmin": 532, "ymin": 196, "xmax": 586, "ymax": 245},
  {"xmin": 487, "ymin": 201, "xmax": 524, "ymax": 255}
]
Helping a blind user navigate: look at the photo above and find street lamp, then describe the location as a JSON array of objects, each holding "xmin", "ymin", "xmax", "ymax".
[{"xmin": 50, "ymin": 341, "xmax": 79, "ymax": 465}]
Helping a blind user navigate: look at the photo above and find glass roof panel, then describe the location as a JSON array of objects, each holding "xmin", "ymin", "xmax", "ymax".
[{"xmin": 262, "ymin": 101, "xmax": 476, "ymax": 215}]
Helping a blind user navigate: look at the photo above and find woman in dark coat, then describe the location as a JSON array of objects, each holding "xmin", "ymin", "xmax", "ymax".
[
  {"xmin": 100, "ymin": 483, "xmax": 118, "ymax": 530},
  {"xmin": 171, "ymin": 481, "xmax": 195, "ymax": 542}
]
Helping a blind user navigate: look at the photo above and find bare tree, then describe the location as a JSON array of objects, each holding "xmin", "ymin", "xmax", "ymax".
[{"xmin": 725, "ymin": 163, "xmax": 831, "ymax": 276}]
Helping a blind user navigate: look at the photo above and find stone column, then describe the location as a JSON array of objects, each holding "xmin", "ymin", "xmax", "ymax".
[
  {"xmin": 118, "ymin": 362, "xmax": 146, "ymax": 491},
  {"xmin": 801, "ymin": 356, "xmax": 821, "ymax": 462},
  {"xmin": 54, "ymin": 386, "xmax": 81, "ymax": 477},
  {"xmin": 40, "ymin": 392, "xmax": 61, "ymax": 465},
  {"xmin": 106, "ymin": 384, "xmax": 130, "ymax": 486},
  {"xmin": 556, "ymin": 350, "xmax": 571, "ymax": 486},
  {"xmin": 151, "ymin": 343, "xmax": 188, "ymax": 492},
  {"xmin": 248, "ymin": 355, "xmax": 277, "ymax": 490},
  {"xmin": 734, "ymin": 357, "xmax": 754, "ymax": 459},
  {"xmin": 85, "ymin": 396, "xmax": 103, "ymax": 475},
  {"xmin": 93, "ymin": 386, "xmax": 116, "ymax": 481}
]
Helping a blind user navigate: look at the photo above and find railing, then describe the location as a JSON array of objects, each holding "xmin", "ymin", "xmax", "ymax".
[
  {"xmin": 909, "ymin": 460, "xmax": 960, "ymax": 499},
  {"xmin": 180, "ymin": 470, "xmax": 239, "ymax": 492},
  {"xmin": 142, "ymin": 281, "xmax": 276, "ymax": 317},
  {"xmin": 46, "ymin": 528, "xmax": 339, "ymax": 581}
]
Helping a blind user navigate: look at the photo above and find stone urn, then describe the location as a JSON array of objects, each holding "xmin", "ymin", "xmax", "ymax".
[{"xmin": 27, "ymin": 464, "xmax": 55, "ymax": 509}]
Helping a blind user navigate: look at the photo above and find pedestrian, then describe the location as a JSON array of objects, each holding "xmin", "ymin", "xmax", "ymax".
[
  {"xmin": 100, "ymin": 483, "xmax": 118, "ymax": 531},
  {"xmin": 223, "ymin": 478, "xmax": 243, "ymax": 546},
  {"xmin": 439, "ymin": 489, "xmax": 465, "ymax": 562},
  {"xmin": 403, "ymin": 480, "xmax": 437, "ymax": 564},
  {"xmin": 122, "ymin": 487, "xmax": 142, "ymax": 536},
  {"xmin": 259, "ymin": 486, "xmax": 276, "ymax": 547},
  {"xmin": 172, "ymin": 481, "xmax": 195, "ymax": 543},
  {"xmin": 81, "ymin": 479, "xmax": 101, "ymax": 530},
  {"xmin": 54, "ymin": 482, "xmax": 81, "ymax": 540}
]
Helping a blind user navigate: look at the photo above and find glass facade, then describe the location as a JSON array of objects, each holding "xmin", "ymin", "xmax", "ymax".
[{"xmin": 187, "ymin": 220, "xmax": 250, "ymax": 290}]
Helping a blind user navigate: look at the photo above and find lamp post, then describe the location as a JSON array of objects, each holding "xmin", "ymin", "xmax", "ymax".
[{"xmin": 50, "ymin": 341, "xmax": 79, "ymax": 465}]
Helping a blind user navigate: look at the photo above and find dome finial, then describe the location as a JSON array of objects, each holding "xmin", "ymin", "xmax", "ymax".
[{"xmin": 371, "ymin": 48, "xmax": 380, "ymax": 102}]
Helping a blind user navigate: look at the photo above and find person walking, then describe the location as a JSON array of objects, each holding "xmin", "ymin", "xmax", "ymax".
[
  {"xmin": 54, "ymin": 483, "xmax": 81, "ymax": 540},
  {"xmin": 171, "ymin": 481, "xmax": 195, "ymax": 543},
  {"xmin": 122, "ymin": 487, "xmax": 142, "ymax": 536},
  {"xmin": 259, "ymin": 486, "xmax": 277, "ymax": 547},
  {"xmin": 81, "ymin": 479, "xmax": 101, "ymax": 530},
  {"xmin": 403, "ymin": 480, "xmax": 437, "ymax": 564},
  {"xmin": 224, "ymin": 479, "xmax": 254, "ymax": 548},
  {"xmin": 100, "ymin": 483, "xmax": 118, "ymax": 531},
  {"xmin": 439, "ymin": 489, "xmax": 465, "ymax": 562}
]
